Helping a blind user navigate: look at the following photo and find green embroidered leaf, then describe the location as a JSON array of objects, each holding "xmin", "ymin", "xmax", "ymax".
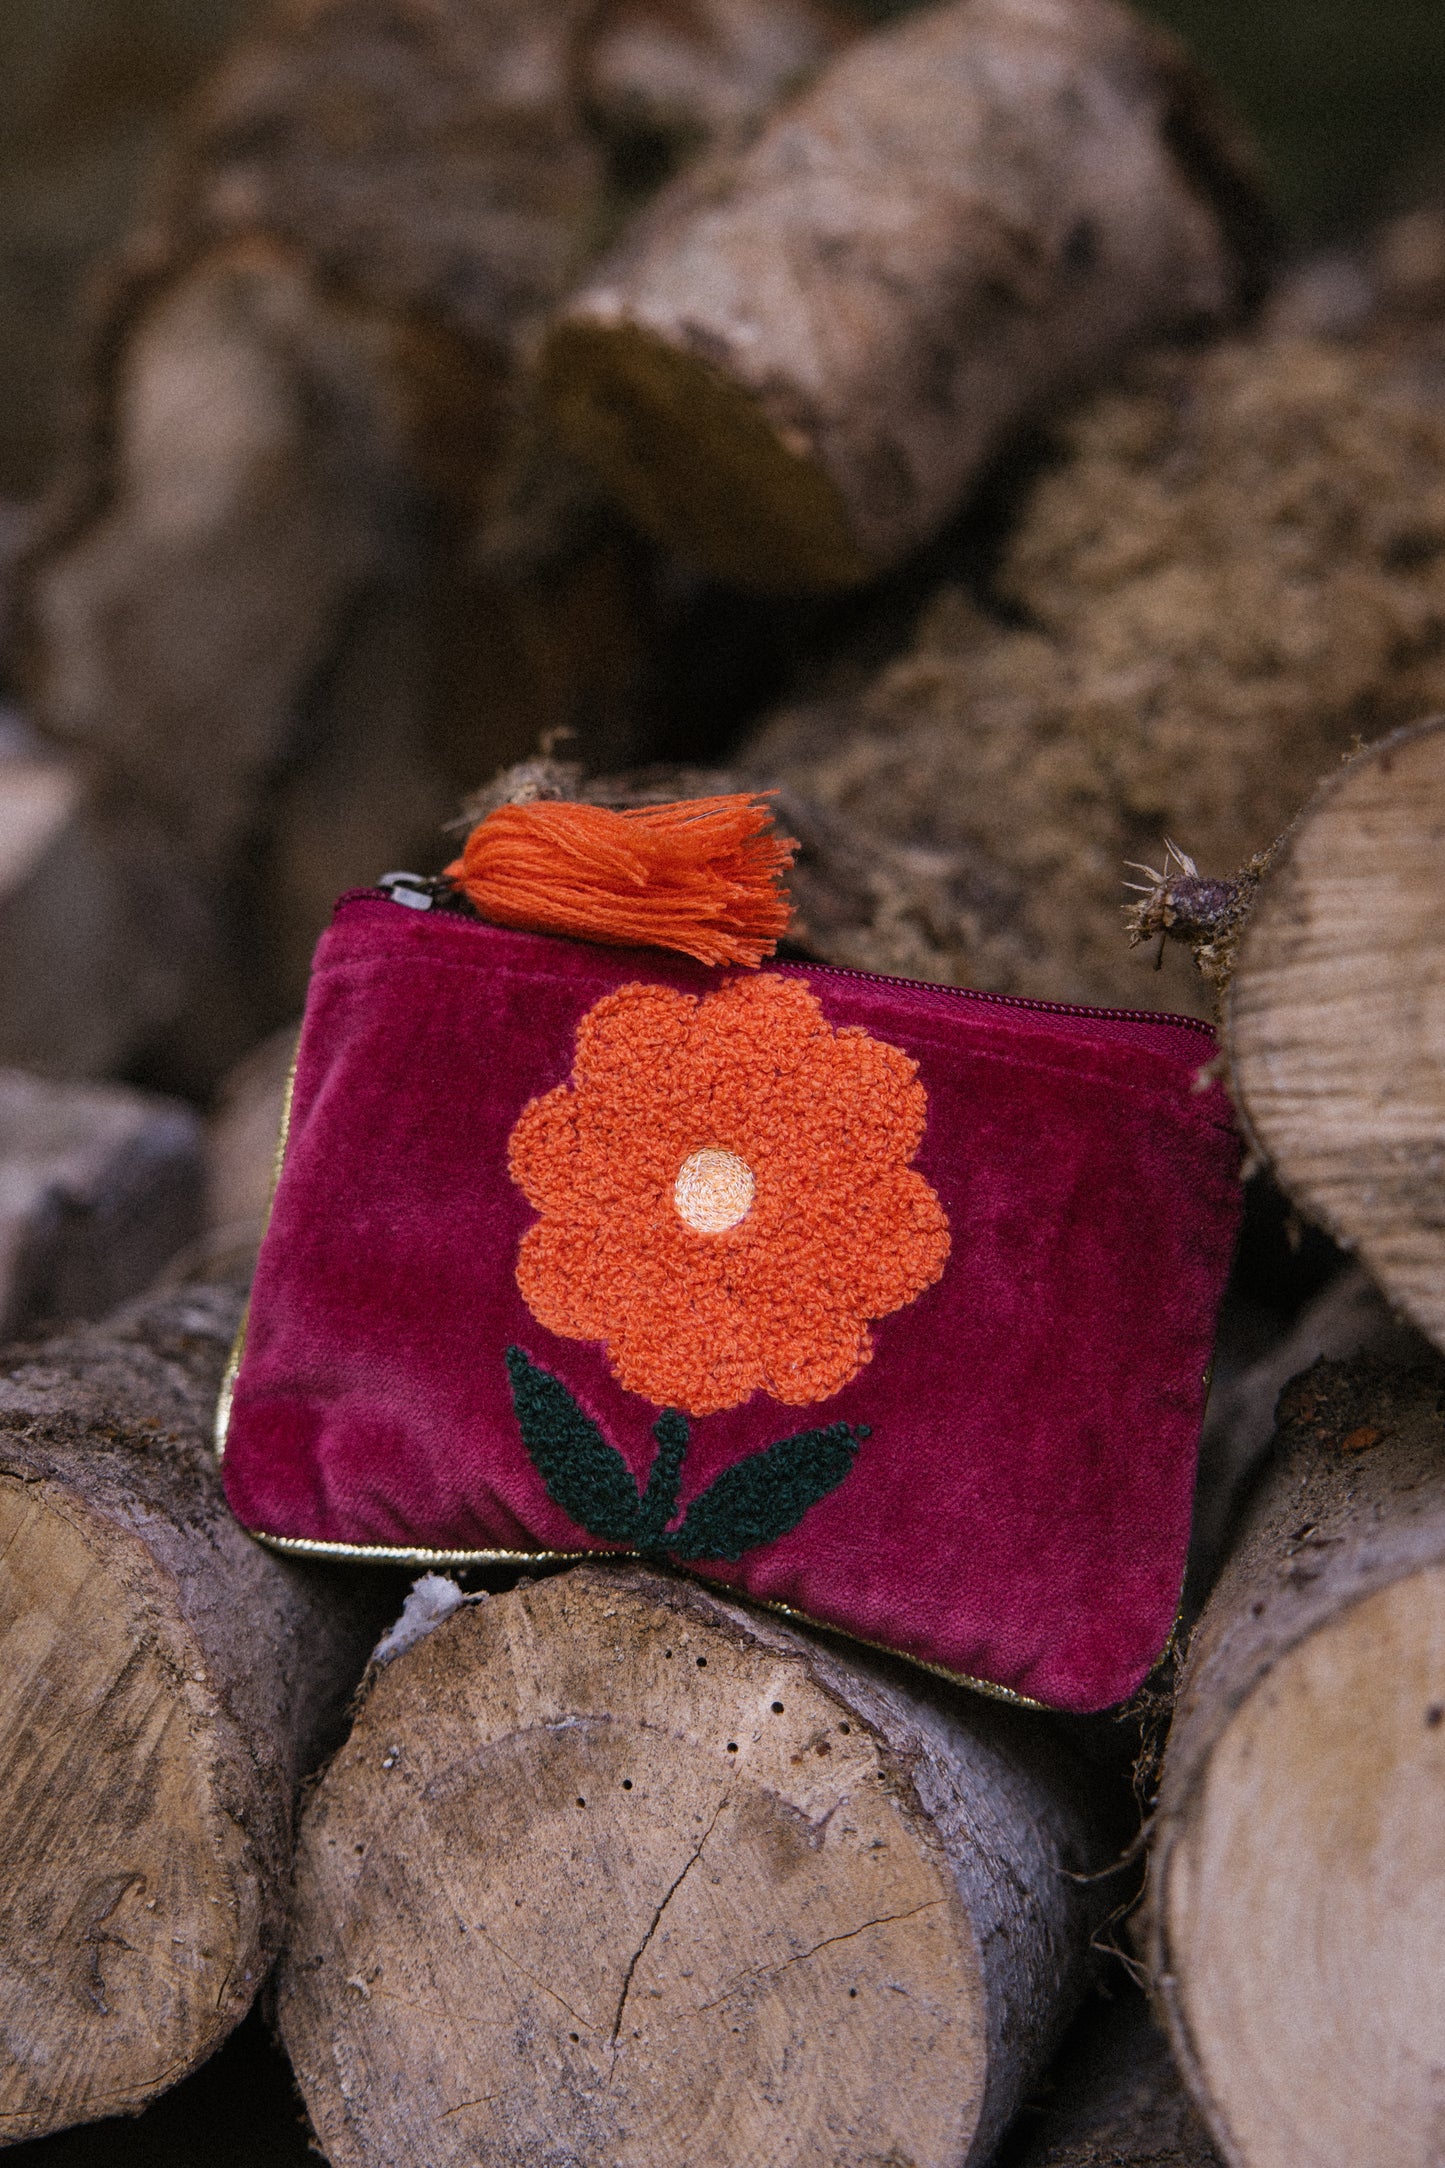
[
  {"xmin": 505, "ymin": 1347, "xmax": 641, "ymax": 1545},
  {"xmin": 669, "ymin": 1423, "xmax": 864, "ymax": 1563},
  {"xmin": 637, "ymin": 1409, "xmax": 689, "ymax": 1551}
]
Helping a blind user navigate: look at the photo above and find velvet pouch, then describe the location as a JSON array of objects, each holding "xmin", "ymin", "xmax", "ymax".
[{"xmin": 218, "ymin": 883, "xmax": 1241, "ymax": 1714}]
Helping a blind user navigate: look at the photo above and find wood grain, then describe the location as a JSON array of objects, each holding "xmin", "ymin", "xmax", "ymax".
[
  {"xmin": 0, "ymin": 1285, "xmax": 394, "ymax": 2142},
  {"xmin": 1147, "ymin": 1354, "xmax": 1445, "ymax": 2167},
  {"xmin": 281, "ymin": 1562, "xmax": 1108, "ymax": 2168},
  {"xmin": 1228, "ymin": 718, "xmax": 1445, "ymax": 1351},
  {"xmin": 543, "ymin": 0, "xmax": 1268, "ymax": 590}
]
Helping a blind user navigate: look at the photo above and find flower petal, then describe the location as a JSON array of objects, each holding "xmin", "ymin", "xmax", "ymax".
[
  {"xmin": 506, "ymin": 973, "xmax": 952, "ymax": 1414},
  {"xmin": 760, "ymin": 1302, "xmax": 875, "ymax": 1407},
  {"xmin": 574, "ymin": 983, "xmax": 697, "ymax": 1087},
  {"xmin": 506, "ymin": 1084, "xmax": 579, "ymax": 1210},
  {"xmin": 608, "ymin": 1268, "xmax": 764, "ymax": 1416}
]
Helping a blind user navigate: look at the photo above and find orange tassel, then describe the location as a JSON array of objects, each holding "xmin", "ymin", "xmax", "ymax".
[{"xmin": 444, "ymin": 795, "xmax": 797, "ymax": 967}]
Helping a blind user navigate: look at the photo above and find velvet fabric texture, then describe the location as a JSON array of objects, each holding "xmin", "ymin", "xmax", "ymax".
[{"xmin": 221, "ymin": 896, "xmax": 1242, "ymax": 1713}]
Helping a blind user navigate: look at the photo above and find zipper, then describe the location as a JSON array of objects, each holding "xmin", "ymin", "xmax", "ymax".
[
  {"xmin": 783, "ymin": 960, "xmax": 1214, "ymax": 1039},
  {"xmin": 350, "ymin": 880, "xmax": 1216, "ymax": 1044}
]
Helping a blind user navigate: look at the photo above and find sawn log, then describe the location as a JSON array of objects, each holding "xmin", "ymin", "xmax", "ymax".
[
  {"xmin": 0, "ymin": 1285, "xmax": 395, "ymax": 2141},
  {"xmin": 543, "ymin": 0, "xmax": 1268, "ymax": 589},
  {"xmin": 1146, "ymin": 1352, "xmax": 1445, "ymax": 2168},
  {"xmin": 280, "ymin": 1561, "xmax": 1114, "ymax": 2168}
]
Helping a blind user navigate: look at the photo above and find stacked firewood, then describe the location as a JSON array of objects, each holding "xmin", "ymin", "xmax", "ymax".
[{"xmin": 3, "ymin": 1, "xmax": 1445, "ymax": 2163}]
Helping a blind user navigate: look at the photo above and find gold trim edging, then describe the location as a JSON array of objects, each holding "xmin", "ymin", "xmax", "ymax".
[
  {"xmin": 757, "ymin": 1598, "xmax": 1051, "ymax": 1710},
  {"xmin": 214, "ymin": 1047, "xmax": 298, "ymax": 1466},
  {"xmin": 212, "ymin": 1305, "xmax": 247, "ymax": 1462},
  {"xmin": 239, "ymin": 1523, "xmax": 1050, "ymax": 1708},
  {"xmin": 250, "ymin": 1530, "xmax": 595, "ymax": 1566}
]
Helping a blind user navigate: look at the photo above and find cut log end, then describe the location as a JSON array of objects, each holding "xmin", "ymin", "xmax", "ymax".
[
  {"xmin": 542, "ymin": 316, "xmax": 870, "ymax": 591},
  {"xmin": 1162, "ymin": 1564, "xmax": 1445, "ymax": 2168},
  {"xmin": 0, "ymin": 1287, "xmax": 396, "ymax": 2142},
  {"xmin": 1227, "ymin": 717, "xmax": 1445, "ymax": 1352},
  {"xmin": 1149, "ymin": 1358, "xmax": 1445, "ymax": 2168},
  {"xmin": 281, "ymin": 1563, "xmax": 1103, "ymax": 2168},
  {"xmin": 0, "ymin": 1472, "xmax": 264, "ymax": 2134}
]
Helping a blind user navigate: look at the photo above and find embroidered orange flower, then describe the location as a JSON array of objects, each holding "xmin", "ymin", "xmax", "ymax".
[{"xmin": 507, "ymin": 976, "xmax": 950, "ymax": 1416}]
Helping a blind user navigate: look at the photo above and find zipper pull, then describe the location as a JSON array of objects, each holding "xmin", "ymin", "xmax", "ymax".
[{"xmin": 378, "ymin": 872, "xmax": 440, "ymax": 912}]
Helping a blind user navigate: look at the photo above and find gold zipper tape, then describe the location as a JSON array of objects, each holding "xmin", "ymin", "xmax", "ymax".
[
  {"xmin": 214, "ymin": 1046, "xmax": 298, "ymax": 1465},
  {"xmin": 237, "ymin": 1522, "xmax": 1052, "ymax": 1708}
]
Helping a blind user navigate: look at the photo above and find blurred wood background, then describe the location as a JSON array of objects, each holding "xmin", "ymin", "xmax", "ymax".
[
  {"xmin": 2, "ymin": 4, "xmax": 1445, "ymax": 2165},
  {"xmin": 5, "ymin": 0, "xmax": 1445, "ymax": 505}
]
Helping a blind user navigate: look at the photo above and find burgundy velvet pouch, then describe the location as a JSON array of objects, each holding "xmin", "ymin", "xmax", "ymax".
[{"xmin": 219, "ymin": 889, "xmax": 1241, "ymax": 1714}]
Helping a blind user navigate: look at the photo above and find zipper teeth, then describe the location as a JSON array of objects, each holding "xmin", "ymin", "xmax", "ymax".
[
  {"xmin": 775, "ymin": 957, "xmax": 1215, "ymax": 1038},
  {"xmin": 337, "ymin": 888, "xmax": 1217, "ymax": 1043}
]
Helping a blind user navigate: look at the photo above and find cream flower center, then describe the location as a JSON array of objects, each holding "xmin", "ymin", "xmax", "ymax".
[{"xmin": 674, "ymin": 1147, "xmax": 755, "ymax": 1234}]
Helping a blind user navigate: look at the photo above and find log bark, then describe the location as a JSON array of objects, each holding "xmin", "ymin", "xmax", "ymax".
[
  {"xmin": 582, "ymin": 0, "xmax": 857, "ymax": 184},
  {"xmin": 280, "ymin": 1561, "xmax": 1111, "ymax": 2168},
  {"xmin": 31, "ymin": 241, "xmax": 414, "ymax": 876},
  {"xmin": 1157, "ymin": 1167, "xmax": 1417, "ymax": 1612},
  {"xmin": 0, "ymin": 1284, "xmax": 397, "ymax": 2142},
  {"xmin": 1191, "ymin": 1264, "xmax": 1426, "ymax": 1582},
  {"xmin": 0, "ymin": 500, "xmax": 30, "ymax": 673},
  {"xmin": 0, "ymin": 2, "xmax": 254, "ymax": 501},
  {"xmin": 1224, "ymin": 717, "xmax": 1445, "ymax": 1355},
  {"xmin": 206, "ymin": 1022, "xmax": 300, "ymax": 1267},
  {"xmin": 25, "ymin": 0, "xmax": 851, "ymax": 787},
  {"xmin": 19, "ymin": 0, "xmax": 852, "ymax": 1043},
  {"xmin": 0, "ymin": 725, "xmax": 229, "ymax": 1083},
  {"xmin": 1145, "ymin": 1350, "xmax": 1445, "ymax": 2168},
  {"xmin": 542, "ymin": 0, "xmax": 1269, "ymax": 592},
  {"xmin": 0, "ymin": 1068, "xmax": 203, "ymax": 1339}
]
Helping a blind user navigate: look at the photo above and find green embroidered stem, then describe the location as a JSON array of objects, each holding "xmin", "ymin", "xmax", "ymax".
[
  {"xmin": 505, "ymin": 1350, "xmax": 867, "ymax": 1563},
  {"xmin": 637, "ymin": 1409, "xmax": 689, "ymax": 1551}
]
